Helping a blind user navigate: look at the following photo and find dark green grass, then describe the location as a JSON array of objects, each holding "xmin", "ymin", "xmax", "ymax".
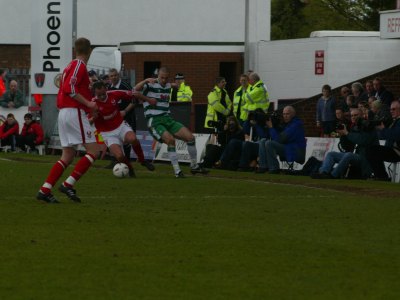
[{"xmin": 0, "ymin": 153, "xmax": 399, "ymax": 299}]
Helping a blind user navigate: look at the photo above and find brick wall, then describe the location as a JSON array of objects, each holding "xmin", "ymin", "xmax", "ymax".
[
  {"xmin": 290, "ymin": 65, "xmax": 400, "ymax": 137},
  {"xmin": 122, "ymin": 52, "xmax": 243, "ymax": 104},
  {"xmin": 0, "ymin": 45, "xmax": 30, "ymax": 69}
]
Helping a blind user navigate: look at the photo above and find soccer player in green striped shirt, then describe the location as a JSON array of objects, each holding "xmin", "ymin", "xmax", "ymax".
[{"xmin": 135, "ymin": 67, "xmax": 208, "ymax": 178}]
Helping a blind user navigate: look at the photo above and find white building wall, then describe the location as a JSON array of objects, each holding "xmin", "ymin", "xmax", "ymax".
[
  {"xmin": 0, "ymin": 0, "xmax": 270, "ymax": 45},
  {"xmin": 257, "ymin": 37, "xmax": 400, "ymax": 103}
]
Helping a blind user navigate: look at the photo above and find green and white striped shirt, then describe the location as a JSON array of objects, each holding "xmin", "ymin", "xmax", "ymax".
[{"xmin": 142, "ymin": 81, "xmax": 171, "ymax": 119}]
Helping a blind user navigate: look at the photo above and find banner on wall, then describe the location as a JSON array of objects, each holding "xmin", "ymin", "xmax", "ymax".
[{"xmin": 31, "ymin": 1, "xmax": 73, "ymax": 94}]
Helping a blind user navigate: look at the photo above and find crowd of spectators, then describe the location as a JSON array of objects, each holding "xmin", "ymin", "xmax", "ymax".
[
  {"xmin": 201, "ymin": 73, "xmax": 399, "ymax": 181},
  {"xmin": 0, "ymin": 113, "xmax": 44, "ymax": 153}
]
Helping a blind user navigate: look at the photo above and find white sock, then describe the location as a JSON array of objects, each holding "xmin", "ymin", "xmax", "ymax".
[
  {"xmin": 168, "ymin": 146, "xmax": 181, "ymax": 174},
  {"xmin": 187, "ymin": 139, "xmax": 198, "ymax": 168}
]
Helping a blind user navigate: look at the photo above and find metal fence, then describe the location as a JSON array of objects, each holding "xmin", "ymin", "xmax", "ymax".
[{"xmin": 4, "ymin": 68, "xmax": 31, "ymax": 106}]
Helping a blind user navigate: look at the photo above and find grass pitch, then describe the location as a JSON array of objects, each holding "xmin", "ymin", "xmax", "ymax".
[{"xmin": 0, "ymin": 153, "xmax": 399, "ymax": 299}]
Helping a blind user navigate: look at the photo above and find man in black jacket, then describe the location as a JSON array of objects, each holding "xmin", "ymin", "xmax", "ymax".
[
  {"xmin": 366, "ymin": 100, "xmax": 400, "ymax": 180},
  {"xmin": 312, "ymin": 107, "xmax": 379, "ymax": 179}
]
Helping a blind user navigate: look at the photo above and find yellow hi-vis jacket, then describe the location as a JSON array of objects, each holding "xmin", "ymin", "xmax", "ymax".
[
  {"xmin": 245, "ymin": 80, "xmax": 269, "ymax": 113},
  {"xmin": 233, "ymin": 85, "xmax": 250, "ymax": 122},
  {"xmin": 204, "ymin": 86, "xmax": 232, "ymax": 128},
  {"xmin": 177, "ymin": 82, "xmax": 193, "ymax": 102}
]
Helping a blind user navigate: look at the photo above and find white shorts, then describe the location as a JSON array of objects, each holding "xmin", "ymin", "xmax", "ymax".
[
  {"xmin": 101, "ymin": 122, "xmax": 133, "ymax": 147},
  {"xmin": 58, "ymin": 108, "xmax": 96, "ymax": 147}
]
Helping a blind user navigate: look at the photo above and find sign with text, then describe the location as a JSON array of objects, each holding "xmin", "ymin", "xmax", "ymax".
[
  {"xmin": 315, "ymin": 50, "xmax": 325, "ymax": 75},
  {"xmin": 380, "ymin": 10, "xmax": 400, "ymax": 39},
  {"xmin": 31, "ymin": 1, "xmax": 73, "ymax": 94}
]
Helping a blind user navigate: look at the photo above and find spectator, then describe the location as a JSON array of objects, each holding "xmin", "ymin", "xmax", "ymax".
[
  {"xmin": 338, "ymin": 86, "xmax": 350, "ymax": 109},
  {"xmin": 0, "ymin": 80, "xmax": 24, "ymax": 108},
  {"xmin": 245, "ymin": 72, "xmax": 269, "ymax": 113},
  {"xmin": 316, "ymin": 84, "xmax": 336, "ymax": 137},
  {"xmin": 236, "ymin": 109, "xmax": 270, "ymax": 171},
  {"xmin": 366, "ymin": 100, "xmax": 400, "ymax": 180},
  {"xmin": 351, "ymin": 82, "xmax": 367, "ymax": 104},
  {"xmin": 343, "ymin": 94, "xmax": 356, "ymax": 118},
  {"xmin": 233, "ymin": 74, "xmax": 250, "ymax": 124},
  {"xmin": 365, "ymin": 80, "xmax": 376, "ymax": 99},
  {"xmin": 256, "ymin": 106, "xmax": 306, "ymax": 174},
  {"xmin": 210, "ymin": 116, "xmax": 245, "ymax": 169},
  {"xmin": 204, "ymin": 77, "xmax": 232, "ymax": 130},
  {"xmin": 373, "ymin": 77, "xmax": 394, "ymax": 110},
  {"xmin": 357, "ymin": 101, "xmax": 370, "ymax": 120},
  {"xmin": 107, "ymin": 68, "xmax": 154, "ymax": 171},
  {"xmin": 0, "ymin": 113, "xmax": 19, "ymax": 151},
  {"xmin": 88, "ymin": 70, "xmax": 99, "ymax": 92},
  {"xmin": 335, "ymin": 107, "xmax": 351, "ymax": 135},
  {"xmin": 0, "ymin": 69, "xmax": 6, "ymax": 98},
  {"xmin": 311, "ymin": 107, "xmax": 378, "ymax": 179},
  {"xmin": 367, "ymin": 96, "xmax": 376, "ymax": 109},
  {"xmin": 170, "ymin": 73, "xmax": 193, "ymax": 102},
  {"xmin": 16, "ymin": 113, "xmax": 44, "ymax": 153},
  {"xmin": 370, "ymin": 99, "xmax": 391, "ymax": 123}
]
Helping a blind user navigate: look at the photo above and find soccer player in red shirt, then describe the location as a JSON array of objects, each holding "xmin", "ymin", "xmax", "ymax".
[
  {"xmin": 90, "ymin": 81, "xmax": 142, "ymax": 177},
  {"xmin": 36, "ymin": 37, "xmax": 99, "ymax": 203}
]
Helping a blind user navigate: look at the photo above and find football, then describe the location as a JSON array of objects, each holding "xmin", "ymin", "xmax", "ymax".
[{"xmin": 112, "ymin": 163, "xmax": 130, "ymax": 178}]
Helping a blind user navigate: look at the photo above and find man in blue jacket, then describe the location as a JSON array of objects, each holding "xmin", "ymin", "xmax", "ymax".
[{"xmin": 257, "ymin": 106, "xmax": 306, "ymax": 174}]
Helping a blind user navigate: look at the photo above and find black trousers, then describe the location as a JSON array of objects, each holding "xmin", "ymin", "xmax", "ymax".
[
  {"xmin": 366, "ymin": 145, "xmax": 400, "ymax": 179},
  {"xmin": 1, "ymin": 135, "xmax": 17, "ymax": 150},
  {"xmin": 16, "ymin": 134, "xmax": 36, "ymax": 150}
]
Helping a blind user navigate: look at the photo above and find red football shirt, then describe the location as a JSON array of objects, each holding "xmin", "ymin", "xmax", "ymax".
[
  {"xmin": 57, "ymin": 59, "xmax": 91, "ymax": 111},
  {"xmin": 92, "ymin": 90, "xmax": 134, "ymax": 132}
]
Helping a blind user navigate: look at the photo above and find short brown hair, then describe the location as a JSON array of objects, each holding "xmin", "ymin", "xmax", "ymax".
[{"xmin": 74, "ymin": 37, "xmax": 91, "ymax": 55}]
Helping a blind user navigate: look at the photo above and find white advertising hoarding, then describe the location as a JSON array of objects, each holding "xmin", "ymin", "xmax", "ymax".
[{"xmin": 31, "ymin": 0, "xmax": 73, "ymax": 94}]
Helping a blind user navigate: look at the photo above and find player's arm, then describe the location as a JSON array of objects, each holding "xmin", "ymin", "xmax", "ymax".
[
  {"xmin": 134, "ymin": 78, "xmax": 156, "ymax": 91},
  {"xmin": 73, "ymin": 93, "xmax": 97, "ymax": 110},
  {"xmin": 133, "ymin": 91, "xmax": 157, "ymax": 106}
]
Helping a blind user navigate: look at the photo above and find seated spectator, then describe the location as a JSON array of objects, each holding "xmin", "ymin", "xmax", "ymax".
[
  {"xmin": 351, "ymin": 82, "xmax": 368, "ymax": 104},
  {"xmin": 334, "ymin": 107, "xmax": 351, "ymax": 136},
  {"xmin": 370, "ymin": 99, "xmax": 391, "ymax": 125},
  {"xmin": 366, "ymin": 100, "xmax": 400, "ymax": 180},
  {"xmin": 316, "ymin": 84, "xmax": 336, "ymax": 137},
  {"xmin": 343, "ymin": 94, "xmax": 355, "ymax": 118},
  {"xmin": 256, "ymin": 106, "xmax": 306, "ymax": 174},
  {"xmin": 0, "ymin": 80, "xmax": 24, "ymax": 108},
  {"xmin": 16, "ymin": 113, "xmax": 44, "ymax": 153},
  {"xmin": 210, "ymin": 116, "xmax": 245, "ymax": 169},
  {"xmin": 338, "ymin": 86, "xmax": 350, "ymax": 109},
  {"xmin": 365, "ymin": 80, "xmax": 376, "ymax": 99},
  {"xmin": 373, "ymin": 77, "xmax": 394, "ymax": 110},
  {"xmin": 367, "ymin": 96, "xmax": 377, "ymax": 109},
  {"xmin": 357, "ymin": 101, "xmax": 370, "ymax": 120},
  {"xmin": 311, "ymin": 107, "xmax": 379, "ymax": 179},
  {"xmin": 236, "ymin": 109, "xmax": 270, "ymax": 171},
  {"xmin": 0, "ymin": 113, "xmax": 19, "ymax": 151}
]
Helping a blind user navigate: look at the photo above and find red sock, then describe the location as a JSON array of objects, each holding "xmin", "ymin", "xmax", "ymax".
[
  {"xmin": 40, "ymin": 160, "xmax": 67, "ymax": 194},
  {"xmin": 63, "ymin": 154, "xmax": 95, "ymax": 188},
  {"xmin": 120, "ymin": 156, "xmax": 134, "ymax": 170},
  {"xmin": 132, "ymin": 141, "xmax": 145, "ymax": 163}
]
